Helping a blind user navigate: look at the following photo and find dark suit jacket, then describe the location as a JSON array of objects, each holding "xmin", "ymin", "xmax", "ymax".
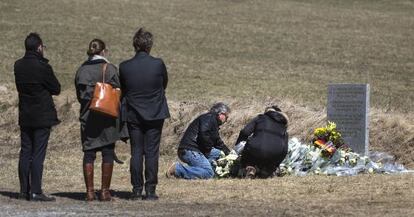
[
  {"xmin": 14, "ymin": 51, "xmax": 61, "ymax": 127},
  {"xmin": 119, "ymin": 51, "xmax": 170, "ymax": 122}
]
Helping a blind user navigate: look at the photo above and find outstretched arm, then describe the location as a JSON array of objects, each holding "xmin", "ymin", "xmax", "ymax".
[
  {"xmin": 214, "ymin": 136, "xmax": 230, "ymax": 155},
  {"xmin": 235, "ymin": 116, "xmax": 259, "ymax": 145}
]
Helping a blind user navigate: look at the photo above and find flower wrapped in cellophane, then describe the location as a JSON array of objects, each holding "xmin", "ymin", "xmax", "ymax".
[
  {"xmin": 312, "ymin": 121, "xmax": 348, "ymax": 157},
  {"xmin": 277, "ymin": 138, "xmax": 408, "ymax": 177},
  {"xmin": 213, "ymin": 122, "xmax": 410, "ymax": 178},
  {"xmin": 277, "ymin": 122, "xmax": 408, "ymax": 176},
  {"xmin": 214, "ymin": 150, "xmax": 239, "ymax": 178}
]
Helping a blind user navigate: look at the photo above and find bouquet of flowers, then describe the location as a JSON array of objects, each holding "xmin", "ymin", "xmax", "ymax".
[
  {"xmin": 213, "ymin": 121, "xmax": 409, "ymax": 178},
  {"xmin": 312, "ymin": 121, "xmax": 347, "ymax": 157},
  {"xmin": 277, "ymin": 121, "xmax": 408, "ymax": 176},
  {"xmin": 214, "ymin": 150, "xmax": 239, "ymax": 178}
]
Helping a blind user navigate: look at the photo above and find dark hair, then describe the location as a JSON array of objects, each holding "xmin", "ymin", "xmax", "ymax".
[
  {"xmin": 87, "ymin": 38, "xmax": 106, "ymax": 56},
  {"xmin": 133, "ymin": 27, "xmax": 153, "ymax": 53},
  {"xmin": 25, "ymin": 32, "xmax": 43, "ymax": 51}
]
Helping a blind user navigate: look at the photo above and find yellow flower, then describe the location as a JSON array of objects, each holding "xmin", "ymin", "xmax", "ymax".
[
  {"xmin": 327, "ymin": 121, "xmax": 337, "ymax": 132},
  {"xmin": 314, "ymin": 128, "xmax": 327, "ymax": 137}
]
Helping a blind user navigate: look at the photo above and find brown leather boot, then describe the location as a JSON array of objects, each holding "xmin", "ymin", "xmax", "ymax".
[
  {"xmin": 83, "ymin": 163, "xmax": 95, "ymax": 201},
  {"xmin": 100, "ymin": 163, "xmax": 113, "ymax": 201}
]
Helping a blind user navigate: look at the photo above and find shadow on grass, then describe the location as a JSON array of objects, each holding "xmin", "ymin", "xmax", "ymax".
[
  {"xmin": 112, "ymin": 190, "xmax": 132, "ymax": 200},
  {"xmin": 0, "ymin": 191, "xmax": 19, "ymax": 199},
  {"xmin": 52, "ymin": 192, "xmax": 85, "ymax": 201},
  {"xmin": 52, "ymin": 190, "xmax": 132, "ymax": 201}
]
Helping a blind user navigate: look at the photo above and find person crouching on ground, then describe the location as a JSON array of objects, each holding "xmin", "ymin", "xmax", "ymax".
[
  {"xmin": 235, "ymin": 105, "xmax": 289, "ymax": 178},
  {"xmin": 166, "ymin": 102, "xmax": 231, "ymax": 179},
  {"xmin": 75, "ymin": 39, "xmax": 121, "ymax": 201}
]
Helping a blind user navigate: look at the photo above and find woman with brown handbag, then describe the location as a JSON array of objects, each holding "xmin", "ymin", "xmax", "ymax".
[{"xmin": 74, "ymin": 39, "xmax": 121, "ymax": 201}]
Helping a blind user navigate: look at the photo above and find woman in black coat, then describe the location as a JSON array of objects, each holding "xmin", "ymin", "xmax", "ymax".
[
  {"xmin": 75, "ymin": 39, "xmax": 121, "ymax": 201},
  {"xmin": 235, "ymin": 106, "xmax": 289, "ymax": 178}
]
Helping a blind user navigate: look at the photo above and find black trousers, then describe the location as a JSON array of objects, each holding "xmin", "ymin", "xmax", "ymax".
[
  {"xmin": 18, "ymin": 127, "xmax": 51, "ymax": 194},
  {"xmin": 241, "ymin": 147, "xmax": 287, "ymax": 178},
  {"xmin": 128, "ymin": 119, "xmax": 164, "ymax": 193},
  {"xmin": 83, "ymin": 144, "xmax": 115, "ymax": 165}
]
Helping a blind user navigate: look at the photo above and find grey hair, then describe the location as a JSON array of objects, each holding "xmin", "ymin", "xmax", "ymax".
[
  {"xmin": 265, "ymin": 105, "xmax": 281, "ymax": 112},
  {"xmin": 210, "ymin": 102, "xmax": 230, "ymax": 114}
]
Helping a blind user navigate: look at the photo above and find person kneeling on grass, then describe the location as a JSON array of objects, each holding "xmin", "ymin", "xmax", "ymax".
[
  {"xmin": 235, "ymin": 105, "xmax": 289, "ymax": 179},
  {"xmin": 166, "ymin": 102, "xmax": 231, "ymax": 179}
]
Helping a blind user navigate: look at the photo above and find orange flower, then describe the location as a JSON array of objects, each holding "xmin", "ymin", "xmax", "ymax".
[
  {"xmin": 314, "ymin": 139, "xmax": 326, "ymax": 148},
  {"xmin": 325, "ymin": 146, "xmax": 336, "ymax": 154}
]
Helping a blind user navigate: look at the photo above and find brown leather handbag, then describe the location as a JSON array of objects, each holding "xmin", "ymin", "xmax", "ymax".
[{"xmin": 89, "ymin": 63, "xmax": 121, "ymax": 118}]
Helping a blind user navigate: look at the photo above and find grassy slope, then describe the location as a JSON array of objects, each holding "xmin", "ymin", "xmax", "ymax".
[
  {"xmin": 0, "ymin": 0, "xmax": 413, "ymax": 112},
  {"xmin": 1, "ymin": 0, "xmax": 414, "ymax": 216}
]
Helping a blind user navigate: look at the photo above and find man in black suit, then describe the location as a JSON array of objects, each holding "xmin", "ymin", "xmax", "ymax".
[
  {"xmin": 120, "ymin": 28, "xmax": 170, "ymax": 200},
  {"xmin": 14, "ymin": 33, "xmax": 61, "ymax": 201}
]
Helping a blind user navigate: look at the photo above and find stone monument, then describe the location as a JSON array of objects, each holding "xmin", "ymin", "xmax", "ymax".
[{"xmin": 327, "ymin": 84, "xmax": 370, "ymax": 155}]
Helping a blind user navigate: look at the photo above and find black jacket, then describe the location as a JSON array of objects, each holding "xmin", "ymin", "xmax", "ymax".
[
  {"xmin": 178, "ymin": 112, "xmax": 230, "ymax": 155},
  {"xmin": 119, "ymin": 52, "xmax": 170, "ymax": 122},
  {"xmin": 236, "ymin": 111, "xmax": 288, "ymax": 159},
  {"xmin": 14, "ymin": 51, "xmax": 61, "ymax": 127}
]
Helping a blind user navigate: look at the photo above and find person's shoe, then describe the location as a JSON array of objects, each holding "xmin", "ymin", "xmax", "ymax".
[
  {"xmin": 129, "ymin": 190, "xmax": 143, "ymax": 200},
  {"xmin": 165, "ymin": 162, "xmax": 176, "ymax": 178},
  {"xmin": 142, "ymin": 191, "xmax": 159, "ymax": 201},
  {"xmin": 17, "ymin": 192, "xmax": 30, "ymax": 201},
  {"xmin": 31, "ymin": 193, "xmax": 56, "ymax": 202},
  {"xmin": 245, "ymin": 166, "xmax": 256, "ymax": 179},
  {"xmin": 86, "ymin": 191, "xmax": 96, "ymax": 202},
  {"xmin": 274, "ymin": 167, "xmax": 282, "ymax": 177},
  {"xmin": 99, "ymin": 163, "xmax": 114, "ymax": 201}
]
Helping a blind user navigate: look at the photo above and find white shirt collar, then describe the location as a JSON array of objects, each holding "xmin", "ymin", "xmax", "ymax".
[{"xmin": 91, "ymin": 55, "xmax": 110, "ymax": 63}]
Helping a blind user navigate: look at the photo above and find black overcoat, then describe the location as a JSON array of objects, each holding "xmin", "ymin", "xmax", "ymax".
[
  {"xmin": 14, "ymin": 51, "xmax": 61, "ymax": 128},
  {"xmin": 236, "ymin": 111, "xmax": 289, "ymax": 160}
]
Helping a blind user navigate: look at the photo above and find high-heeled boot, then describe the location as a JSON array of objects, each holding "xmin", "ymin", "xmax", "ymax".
[
  {"xmin": 100, "ymin": 163, "xmax": 113, "ymax": 201},
  {"xmin": 83, "ymin": 163, "xmax": 95, "ymax": 201}
]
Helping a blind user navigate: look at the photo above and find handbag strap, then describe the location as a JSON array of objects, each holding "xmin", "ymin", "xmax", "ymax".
[{"xmin": 102, "ymin": 63, "xmax": 108, "ymax": 83}]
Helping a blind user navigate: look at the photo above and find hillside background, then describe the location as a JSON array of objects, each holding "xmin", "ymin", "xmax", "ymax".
[{"xmin": 0, "ymin": 0, "xmax": 413, "ymax": 216}]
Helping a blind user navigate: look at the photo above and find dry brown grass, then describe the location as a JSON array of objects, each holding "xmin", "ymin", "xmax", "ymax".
[
  {"xmin": 2, "ymin": 85, "xmax": 412, "ymax": 167},
  {"xmin": 1, "ymin": 85, "xmax": 414, "ymax": 216},
  {"xmin": 2, "ymin": 169, "xmax": 414, "ymax": 216},
  {"xmin": 1, "ymin": 0, "xmax": 414, "ymax": 216},
  {"xmin": 0, "ymin": 0, "xmax": 413, "ymax": 112}
]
